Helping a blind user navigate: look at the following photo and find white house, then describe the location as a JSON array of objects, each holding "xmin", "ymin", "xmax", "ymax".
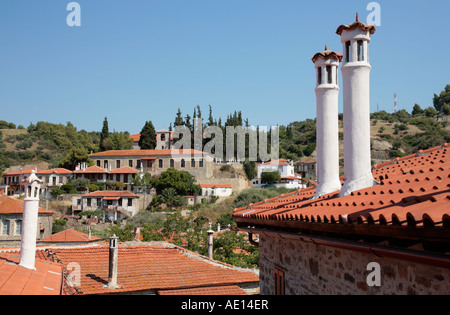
[
  {"xmin": 252, "ymin": 159, "xmax": 304, "ymax": 189},
  {"xmin": 199, "ymin": 184, "xmax": 233, "ymax": 197}
]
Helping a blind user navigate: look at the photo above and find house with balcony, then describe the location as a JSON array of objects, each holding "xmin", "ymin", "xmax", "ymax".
[{"xmin": 72, "ymin": 190, "xmax": 140, "ymax": 222}]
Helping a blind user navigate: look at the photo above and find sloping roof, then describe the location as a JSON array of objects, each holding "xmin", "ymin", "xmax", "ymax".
[
  {"xmin": 48, "ymin": 242, "xmax": 259, "ymax": 295},
  {"xmin": 90, "ymin": 149, "xmax": 206, "ymax": 157},
  {"xmin": 83, "ymin": 191, "xmax": 140, "ymax": 198},
  {"xmin": 39, "ymin": 229, "xmax": 101, "ymax": 244},
  {"xmin": 234, "ymin": 144, "xmax": 450, "ymax": 246},
  {"xmin": 130, "ymin": 134, "xmax": 141, "ymax": 142},
  {"xmin": 0, "ymin": 252, "xmax": 63, "ymax": 295},
  {"xmin": 157, "ymin": 285, "xmax": 248, "ymax": 295},
  {"xmin": 109, "ymin": 167, "xmax": 139, "ymax": 174},
  {"xmin": 39, "ymin": 168, "xmax": 73, "ymax": 175},
  {"xmin": 3, "ymin": 168, "xmax": 43, "ymax": 176},
  {"xmin": 259, "ymin": 159, "xmax": 290, "ymax": 166},
  {"xmin": 0, "ymin": 194, "xmax": 53, "ymax": 215}
]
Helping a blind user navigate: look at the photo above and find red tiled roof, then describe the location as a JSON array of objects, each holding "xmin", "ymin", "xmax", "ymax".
[
  {"xmin": 234, "ymin": 144, "xmax": 450, "ymax": 241},
  {"xmin": 109, "ymin": 167, "xmax": 139, "ymax": 174},
  {"xmin": 0, "ymin": 252, "xmax": 63, "ymax": 295},
  {"xmin": 83, "ymin": 191, "xmax": 140, "ymax": 198},
  {"xmin": 4, "ymin": 168, "xmax": 43, "ymax": 176},
  {"xmin": 0, "ymin": 194, "xmax": 53, "ymax": 215},
  {"xmin": 130, "ymin": 134, "xmax": 141, "ymax": 142},
  {"xmin": 200, "ymin": 184, "xmax": 232, "ymax": 189},
  {"xmin": 48, "ymin": 243, "xmax": 258, "ymax": 295},
  {"xmin": 38, "ymin": 168, "xmax": 73, "ymax": 175},
  {"xmin": 259, "ymin": 159, "xmax": 290, "ymax": 166},
  {"xmin": 157, "ymin": 285, "xmax": 248, "ymax": 295},
  {"xmin": 39, "ymin": 229, "xmax": 101, "ymax": 243},
  {"xmin": 90, "ymin": 149, "xmax": 206, "ymax": 157}
]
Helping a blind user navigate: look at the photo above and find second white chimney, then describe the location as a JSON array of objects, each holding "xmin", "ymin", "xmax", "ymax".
[{"xmin": 312, "ymin": 46, "xmax": 342, "ymax": 198}]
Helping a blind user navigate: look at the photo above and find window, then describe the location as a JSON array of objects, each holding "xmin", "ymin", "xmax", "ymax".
[
  {"xmin": 116, "ymin": 160, "xmax": 121, "ymax": 169},
  {"xmin": 15, "ymin": 220, "xmax": 22, "ymax": 235},
  {"xmin": 97, "ymin": 198, "xmax": 102, "ymax": 207},
  {"xmin": 181, "ymin": 159, "xmax": 185, "ymax": 168},
  {"xmin": 137, "ymin": 160, "xmax": 141, "ymax": 169},
  {"xmin": 199, "ymin": 159, "xmax": 204, "ymax": 168},
  {"xmin": 97, "ymin": 160, "xmax": 101, "ymax": 167},
  {"xmin": 345, "ymin": 41, "xmax": 351, "ymax": 62},
  {"xmin": 161, "ymin": 134, "xmax": 166, "ymax": 141},
  {"xmin": 2, "ymin": 220, "xmax": 10, "ymax": 235},
  {"xmin": 159, "ymin": 159, "xmax": 163, "ymax": 168},
  {"xmin": 191, "ymin": 159, "xmax": 195, "ymax": 168},
  {"xmin": 129, "ymin": 160, "xmax": 133, "ymax": 167},
  {"xmin": 326, "ymin": 66, "xmax": 332, "ymax": 84},
  {"xmin": 357, "ymin": 40, "xmax": 363, "ymax": 61},
  {"xmin": 170, "ymin": 159, "xmax": 174, "ymax": 168},
  {"xmin": 128, "ymin": 198, "xmax": 133, "ymax": 207},
  {"xmin": 274, "ymin": 267, "xmax": 285, "ymax": 295},
  {"xmin": 118, "ymin": 198, "xmax": 122, "ymax": 207},
  {"xmin": 87, "ymin": 198, "xmax": 91, "ymax": 207},
  {"xmin": 104, "ymin": 160, "xmax": 108, "ymax": 169},
  {"xmin": 317, "ymin": 67, "xmax": 322, "ymax": 85}
]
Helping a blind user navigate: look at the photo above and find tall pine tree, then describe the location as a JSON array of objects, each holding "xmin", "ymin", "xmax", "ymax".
[
  {"xmin": 139, "ymin": 121, "xmax": 156, "ymax": 150},
  {"xmin": 99, "ymin": 117, "xmax": 109, "ymax": 151}
]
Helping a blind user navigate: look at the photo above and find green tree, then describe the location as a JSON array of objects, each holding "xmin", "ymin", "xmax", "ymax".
[
  {"xmin": 412, "ymin": 104, "xmax": 424, "ymax": 116},
  {"xmin": 261, "ymin": 171, "xmax": 281, "ymax": 184},
  {"xmin": 155, "ymin": 168, "xmax": 200, "ymax": 195},
  {"xmin": 99, "ymin": 117, "xmax": 110, "ymax": 151},
  {"xmin": 433, "ymin": 85, "xmax": 450, "ymax": 114},
  {"xmin": 174, "ymin": 108, "xmax": 184, "ymax": 127},
  {"xmin": 59, "ymin": 147, "xmax": 93, "ymax": 170},
  {"xmin": 138, "ymin": 121, "xmax": 156, "ymax": 150}
]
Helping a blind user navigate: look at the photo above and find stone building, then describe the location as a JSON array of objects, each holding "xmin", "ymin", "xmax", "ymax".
[
  {"xmin": 89, "ymin": 149, "xmax": 214, "ymax": 179},
  {"xmin": 0, "ymin": 194, "xmax": 53, "ymax": 248}
]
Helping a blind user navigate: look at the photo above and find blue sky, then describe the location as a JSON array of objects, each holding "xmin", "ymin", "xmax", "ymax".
[{"xmin": 0, "ymin": 0, "xmax": 449, "ymax": 134}]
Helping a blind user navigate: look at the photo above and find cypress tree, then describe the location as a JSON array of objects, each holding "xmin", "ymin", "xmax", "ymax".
[
  {"xmin": 99, "ymin": 117, "xmax": 109, "ymax": 151},
  {"xmin": 139, "ymin": 121, "xmax": 156, "ymax": 150}
]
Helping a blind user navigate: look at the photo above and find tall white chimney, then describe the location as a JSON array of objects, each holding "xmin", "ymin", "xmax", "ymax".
[
  {"xmin": 207, "ymin": 224, "xmax": 214, "ymax": 259},
  {"xmin": 312, "ymin": 45, "xmax": 343, "ymax": 198},
  {"xmin": 337, "ymin": 13, "xmax": 376, "ymax": 196},
  {"xmin": 19, "ymin": 170, "xmax": 43, "ymax": 270}
]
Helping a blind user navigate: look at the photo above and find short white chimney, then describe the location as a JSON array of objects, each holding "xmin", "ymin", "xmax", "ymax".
[
  {"xmin": 107, "ymin": 234, "xmax": 120, "ymax": 290},
  {"xmin": 312, "ymin": 45, "xmax": 342, "ymax": 198},
  {"xmin": 337, "ymin": 13, "xmax": 376, "ymax": 196},
  {"xmin": 19, "ymin": 170, "xmax": 43, "ymax": 270},
  {"xmin": 207, "ymin": 224, "xmax": 214, "ymax": 259}
]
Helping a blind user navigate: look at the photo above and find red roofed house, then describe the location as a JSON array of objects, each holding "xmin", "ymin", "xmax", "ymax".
[
  {"xmin": 0, "ymin": 194, "xmax": 53, "ymax": 247},
  {"xmin": 233, "ymin": 16, "xmax": 450, "ymax": 295},
  {"xmin": 38, "ymin": 228, "xmax": 101, "ymax": 245},
  {"xmin": 2, "ymin": 167, "xmax": 72, "ymax": 196},
  {"xmin": 73, "ymin": 190, "xmax": 140, "ymax": 221},
  {"xmin": 45, "ymin": 239, "xmax": 259, "ymax": 295}
]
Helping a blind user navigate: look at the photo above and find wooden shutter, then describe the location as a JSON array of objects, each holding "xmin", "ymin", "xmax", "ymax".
[{"xmin": 274, "ymin": 267, "xmax": 285, "ymax": 295}]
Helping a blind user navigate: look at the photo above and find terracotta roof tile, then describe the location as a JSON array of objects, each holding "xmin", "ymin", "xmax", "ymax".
[
  {"xmin": 234, "ymin": 145, "xmax": 450, "ymax": 242},
  {"xmin": 39, "ymin": 229, "xmax": 101, "ymax": 243},
  {"xmin": 48, "ymin": 242, "xmax": 258, "ymax": 295},
  {"xmin": 0, "ymin": 194, "xmax": 53, "ymax": 215},
  {"xmin": 83, "ymin": 191, "xmax": 140, "ymax": 198},
  {"xmin": 157, "ymin": 285, "xmax": 248, "ymax": 295}
]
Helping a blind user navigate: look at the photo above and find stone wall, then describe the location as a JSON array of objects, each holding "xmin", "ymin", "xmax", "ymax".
[
  {"xmin": 0, "ymin": 213, "xmax": 52, "ymax": 248},
  {"xmin": 259, "ymin": 234, "xmax": 450, "ymax": 295}
]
